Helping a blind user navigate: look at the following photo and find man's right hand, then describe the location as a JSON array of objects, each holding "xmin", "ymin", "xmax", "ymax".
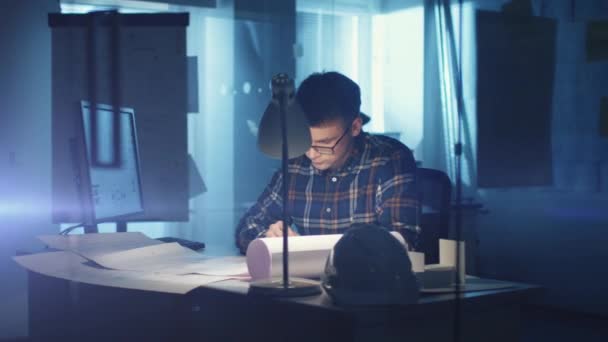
[{"xmin": 264, "ymin": 220, "xmax": 298, "ymax": 238}]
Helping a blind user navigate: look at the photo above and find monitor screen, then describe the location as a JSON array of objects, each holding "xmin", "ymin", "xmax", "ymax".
[{"xmin": 81, "ymin": 101, "xmax": 144, "ymax": 222}]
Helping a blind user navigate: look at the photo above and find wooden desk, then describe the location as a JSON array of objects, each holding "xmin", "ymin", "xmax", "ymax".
[{"xmin": 27, "ymin": 269, "xmax": 540, "ymax": 341}]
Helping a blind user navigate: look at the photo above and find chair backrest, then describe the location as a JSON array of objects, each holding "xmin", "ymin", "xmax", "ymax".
[{"xmin": 416, "ymin": 167, "xmax": 452, "ymax": 264}]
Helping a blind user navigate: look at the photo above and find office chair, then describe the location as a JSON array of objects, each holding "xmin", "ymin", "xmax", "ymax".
[{"xmin": 415, "ymin": 167, "xmax": 452, "ymax": 264}]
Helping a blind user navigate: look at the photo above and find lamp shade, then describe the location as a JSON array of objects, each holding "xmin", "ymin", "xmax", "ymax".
[{"xmin": 257, "ymin": 98, "xmax": 311, "ymax": 159}]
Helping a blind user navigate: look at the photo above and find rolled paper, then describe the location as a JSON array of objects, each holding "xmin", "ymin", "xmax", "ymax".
[{"xmin": 246, "ymin": 231, "xmax": 413, "ymax": 280}]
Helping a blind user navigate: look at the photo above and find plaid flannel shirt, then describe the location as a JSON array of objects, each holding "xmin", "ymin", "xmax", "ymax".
[{"xmin": 235, "ymin": 132, "xmax": 419, "ymax": 254}]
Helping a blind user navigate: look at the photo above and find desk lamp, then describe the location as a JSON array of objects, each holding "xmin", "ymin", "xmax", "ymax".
[{"xmin": 249, "ymin": 73, "xmax": 321, "ymax": 297}]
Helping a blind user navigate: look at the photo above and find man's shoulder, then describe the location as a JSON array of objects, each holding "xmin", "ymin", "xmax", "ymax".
[
  {"xmin": 360, "ymin": 134, "xmax": 416, "ymax": 176},
  {"xmin": 363, "ymin": 133, "xmax": 413, "ymax": 160}
]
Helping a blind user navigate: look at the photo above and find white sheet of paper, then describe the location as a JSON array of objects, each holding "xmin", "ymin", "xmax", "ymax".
[
  {"xmin": 409, "ymin": 251, "xmax": 425, "ymax": 273},
  {"xmin": 37, "ymin": 232, "xmax": 162, "ymax": 260},
  {"xmin": 246, "ymin": 231, "xmax": 411, "ymax": 280},
  {"xmin": 439, "ymin": 239, "xmax": 466, "ymax": 283},
  {"xmin": 91, "ymin": 242, "xmax": 249, "ymax": 277},
  {"xmin": 13, "ymin": 251, "xmax": 231, "ymax": 294}
]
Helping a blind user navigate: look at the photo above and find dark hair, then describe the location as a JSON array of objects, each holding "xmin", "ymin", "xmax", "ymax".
[{"xmin": 295, "ymin": 71, "xmax": 361, "ymax": 127}]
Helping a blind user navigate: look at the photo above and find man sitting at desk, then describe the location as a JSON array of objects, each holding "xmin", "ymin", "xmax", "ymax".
[{"xmin": 235, "ymin": 71, "xmax": 419, "ymax": 254}]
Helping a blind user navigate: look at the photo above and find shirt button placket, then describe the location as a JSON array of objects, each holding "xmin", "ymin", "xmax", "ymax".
[{"xmin": 327, "ymin": 176, "xmax": 337, "ymax": 217}]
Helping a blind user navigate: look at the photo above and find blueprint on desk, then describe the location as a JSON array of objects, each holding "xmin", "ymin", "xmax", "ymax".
[
  {"xmin": 38, "ymin": 232, "xmax": 163, "ymax": 259},
  {"xmin": 13, "ymin": 251, "xmax": 235, "ymax": 294},
  {"xmin": 35, "ymin": 232, "xmax": 249, "ymax": 279},
  {"xmin": 92, "ymin": 242, "xmax": 249, "ymax": 277}
]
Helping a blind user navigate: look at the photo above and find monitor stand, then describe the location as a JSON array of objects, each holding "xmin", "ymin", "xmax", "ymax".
[
  {"xmin": 116, "ymin": 221, "xmax": 127, "ymax": 233},
  {"xmin": 83, "ymin": 224, "xmax": 98, "ymax": 234}
]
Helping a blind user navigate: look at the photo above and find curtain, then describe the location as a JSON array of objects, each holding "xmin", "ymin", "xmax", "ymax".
[{"xmin": 423, "ymin": 0, "xmax": 477, "ymax": 194}]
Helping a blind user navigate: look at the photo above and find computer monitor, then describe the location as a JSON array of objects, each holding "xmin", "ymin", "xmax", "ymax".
[{"xmin": 80, "ymin": 101, "xmax": 144, "ymax": 224}]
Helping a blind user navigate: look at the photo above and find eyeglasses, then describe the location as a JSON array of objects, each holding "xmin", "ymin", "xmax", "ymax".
[{"xmin": 310, "ymin": 127, "xmax": 350, "ymax": 155}]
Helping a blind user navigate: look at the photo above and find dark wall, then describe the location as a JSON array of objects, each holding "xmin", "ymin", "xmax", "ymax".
[
  {"xmin": 476, "ymin": 10, "xmax": 555, "ymax": 188},
  {"xmin": 470, "ymin": 0, "xmax": 608, "ymax": 316}
]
